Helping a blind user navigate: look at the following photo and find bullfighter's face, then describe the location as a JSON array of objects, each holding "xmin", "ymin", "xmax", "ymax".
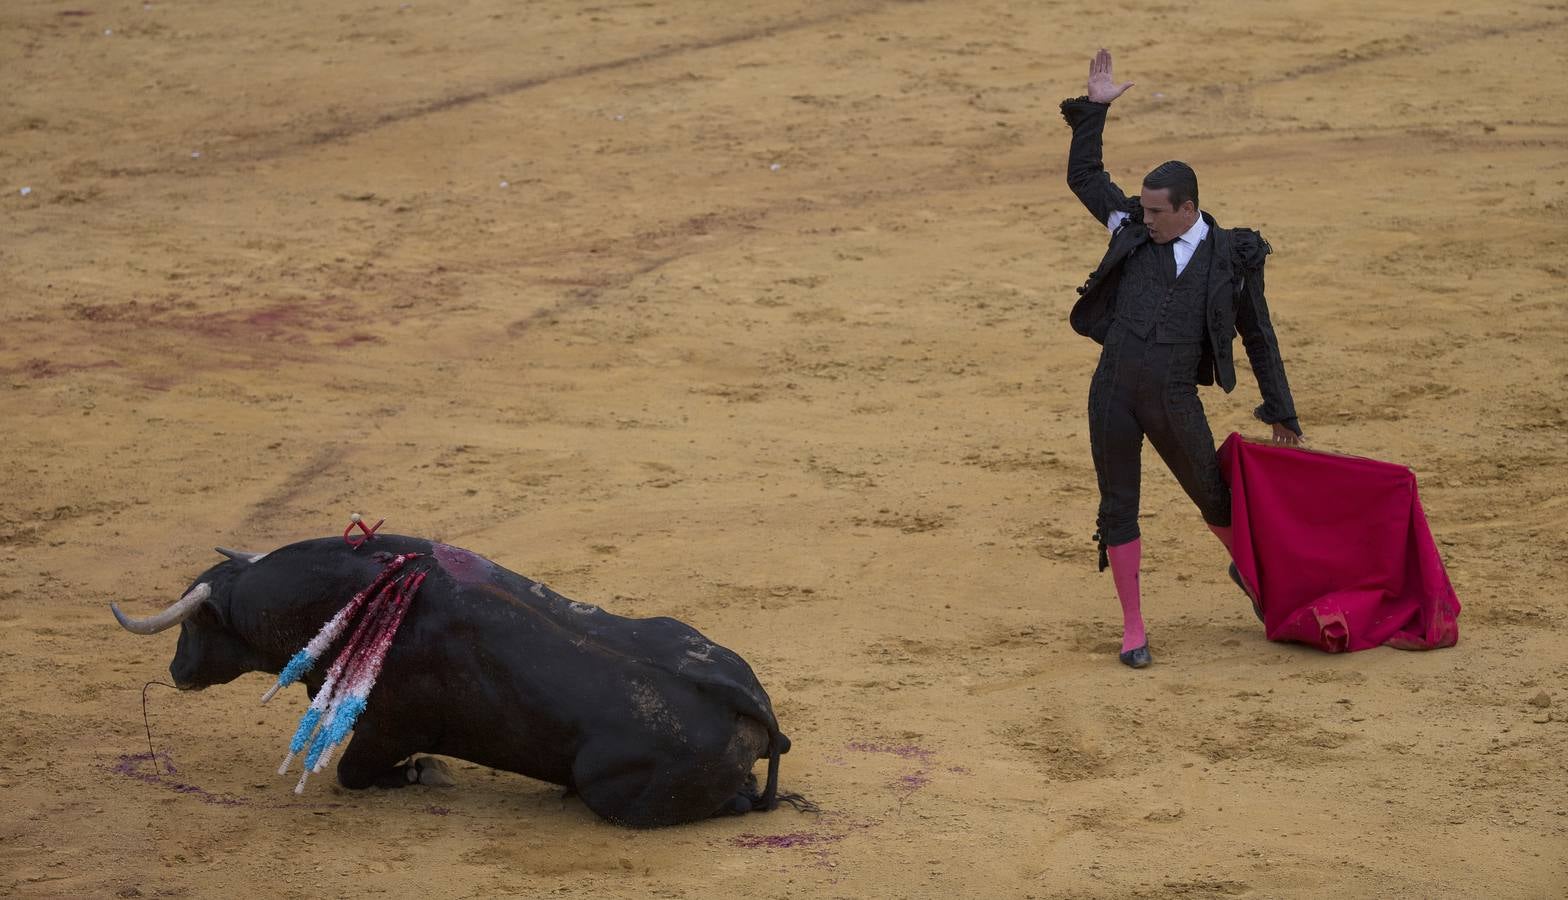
[{"xmin": 1140, "ymin": 187, "xmax": 1198, "ymax": 245}]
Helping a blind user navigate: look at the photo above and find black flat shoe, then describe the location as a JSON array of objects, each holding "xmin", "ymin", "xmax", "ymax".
[
  {"xmin": 1229, "ymin": 562, "xmax": 1264, "ymax": 622},
  {"xmin": 1119, "ymin": 643, "xmax": 1151, "ymax": 668}
]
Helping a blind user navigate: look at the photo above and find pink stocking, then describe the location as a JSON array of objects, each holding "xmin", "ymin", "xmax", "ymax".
[{"xmin": 1106, "ymin": 539, "xmax": 1144, "ymax": 653}]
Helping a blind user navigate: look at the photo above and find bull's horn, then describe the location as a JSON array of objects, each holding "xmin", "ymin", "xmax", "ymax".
[
  {"xmin": 215, "ymin": 547, "xmax": 267, "ymax": 563},
  {"xmin": 110, "ymin": 582, "xmax": 212, "ymax": 635}
]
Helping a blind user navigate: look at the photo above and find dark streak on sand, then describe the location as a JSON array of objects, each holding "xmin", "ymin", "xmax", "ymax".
[{"xmin": 270, "ymin": 2, "xmax": 920, "ymax": 158}]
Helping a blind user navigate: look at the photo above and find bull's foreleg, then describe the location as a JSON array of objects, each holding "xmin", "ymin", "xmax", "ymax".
[{"xmin": 336, "ymin": 729, "xmax": 452, "ymax": 789}]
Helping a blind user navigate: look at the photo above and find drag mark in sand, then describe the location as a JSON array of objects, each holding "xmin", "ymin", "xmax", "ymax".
[{"xmin": 255, "ymin": 1, "xmax": 926, "ymax": 159}]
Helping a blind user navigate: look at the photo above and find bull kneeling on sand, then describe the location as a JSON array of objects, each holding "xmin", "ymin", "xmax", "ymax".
[{"xmin": 111, "ymin": 534, "xmax": 807, "ymax": 827}]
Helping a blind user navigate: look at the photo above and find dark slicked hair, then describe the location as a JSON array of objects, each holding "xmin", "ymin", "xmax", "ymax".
[{"xmin": 1142, "ymin": 160, "xmax": 1199, "ymax": 211}]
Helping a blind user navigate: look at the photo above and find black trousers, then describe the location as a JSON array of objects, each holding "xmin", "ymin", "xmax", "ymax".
[{"xmin": 1088, "ymin": 324, "xmax": 1231, "ymax": 550}]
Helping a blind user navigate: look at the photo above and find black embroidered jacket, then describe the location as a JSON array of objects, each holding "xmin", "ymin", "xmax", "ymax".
[{"xmin": 1061, "ymin": 97, "xmax": 1299, "ymax": 433}]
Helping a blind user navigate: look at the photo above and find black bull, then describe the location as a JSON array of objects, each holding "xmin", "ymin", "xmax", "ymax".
[{"xmin": 111, "ymin": 535, "xmax": 804, "ymax": 827}]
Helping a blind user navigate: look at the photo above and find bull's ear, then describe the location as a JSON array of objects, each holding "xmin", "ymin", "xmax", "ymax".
[{"xmin": 215, "ymin": 547, "xmax": 268, "ymax": 564}]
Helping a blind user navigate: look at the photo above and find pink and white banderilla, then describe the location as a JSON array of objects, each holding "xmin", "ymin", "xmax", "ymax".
[{"xmin": 259, "ymin": 552, "xmax": 426, "ymax": 793}]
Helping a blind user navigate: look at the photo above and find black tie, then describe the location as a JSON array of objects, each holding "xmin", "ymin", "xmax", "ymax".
[{"xmin": 1160, "ymin": 239, "xmax": 1178, "ymax": 282}]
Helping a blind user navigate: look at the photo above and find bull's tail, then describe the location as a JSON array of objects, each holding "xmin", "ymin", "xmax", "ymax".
[
  {"xmin": 692, "ymin": 674, "xmax": 814, "ymax": 814},
  {"xmin": 759, "ymin": 732, "xmax": 783, "ymax": 810},
  {"xmin": 754, "ymin": 731, "xmax": 816, "ymax": 814}
]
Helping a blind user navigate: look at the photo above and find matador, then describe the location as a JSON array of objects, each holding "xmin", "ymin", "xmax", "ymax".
[{"xmin": 1061, "ymin": 50, "xmax": 1305, "ymax": 669}]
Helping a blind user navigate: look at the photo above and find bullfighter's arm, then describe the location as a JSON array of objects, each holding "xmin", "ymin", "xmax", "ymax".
[
  {"xmin": 1232, "ymin": 231, "xmax": 1304, "ymax": 441},
  {"xmin": 1062, "ymin": 49, "xmax": 1138, "ymax": 229}
]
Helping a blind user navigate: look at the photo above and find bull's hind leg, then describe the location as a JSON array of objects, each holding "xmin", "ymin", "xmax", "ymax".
[
  {"xmin": 569, "ymin": 743, "xmax": 668, "ymax": 827},
  {"xmin": 572, "ymin": 718, "xmax": 770, "ymax": 827},
  {"xmin": 572, "ymin": 739, "xmax": 748, "ymax": 828},
  {"xmin": 336, "ymin": 728, "xmax": 451, "ymax": 789}
]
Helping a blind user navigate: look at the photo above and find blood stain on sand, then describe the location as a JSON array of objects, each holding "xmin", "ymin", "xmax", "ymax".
[
  {"xmin": 730, "ymin": 831, "xmax": 844, "ymax": 850},
  {"xmin": 109, "ymin": 752, "xmax": 341, "ymax": 810},
  {"xmin": 108, "ymin": 752, "xmax": 248, "ymax": 807},
  {"xmin": 170, "ymin": 299, "xmax": 355, "ymax": 348},
  {"xmin": 844, "ymin": 740, "xmax": 971, "ymax": 795},
  {"xmin": 844, "ymin": 740, "xmax": 937, "ymax": 764}
]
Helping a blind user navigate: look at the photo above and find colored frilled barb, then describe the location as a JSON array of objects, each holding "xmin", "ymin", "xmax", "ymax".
[{"xmin": 260, "ymin": 552, "xmax": 426, "ymax": 794}]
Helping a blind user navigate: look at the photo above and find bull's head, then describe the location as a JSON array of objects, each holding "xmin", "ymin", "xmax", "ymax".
[{"xmin": 111, "ymin": 547, "xmax": 273, "ymax": 690}]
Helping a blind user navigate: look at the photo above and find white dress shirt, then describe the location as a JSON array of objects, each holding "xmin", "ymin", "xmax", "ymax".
[{"xmin": 1104, "ymin": 210, "xmax": 1210, "ymax": 277}]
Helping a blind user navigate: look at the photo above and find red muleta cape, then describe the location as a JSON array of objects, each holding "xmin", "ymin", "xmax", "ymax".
[{"xmin": 1218, "ymin": 433, "xmax": 1461, "ymax": 652}]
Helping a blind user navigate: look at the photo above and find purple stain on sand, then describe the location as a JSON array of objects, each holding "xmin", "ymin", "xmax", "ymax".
[
  {"xmin": 426, "ymin": 806, "xmax": 451, "ymax": 816},
  {"xmin": 731, "ymin": 831, "xmax": 844, "ymax": 850},
  {"xmin": 110, "ymin": 753, "xmax": 245, "ymax": 806},
  {"xmin": 112, "ymin": 751, "xmax": 177, "ymax": 778},
  {"xmin": 109, "ymin": 752, "xmax": 341, "ymax": 810},
  {"xmin": 845, "ymin": 740, "xmax": 936, "ymax": 763},
  {"xmin": 894, "ymin": 770, "xmax": 931, "ymax": 791},
  {"xmin": 947, "ymin": 765, "xmax": 972, "ymax": 775}
]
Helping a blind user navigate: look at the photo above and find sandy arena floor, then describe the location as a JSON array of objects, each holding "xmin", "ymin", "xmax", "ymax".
[{"xmin": 3, "ymin": 0, "xmax": 1566, "ymax": 897}]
